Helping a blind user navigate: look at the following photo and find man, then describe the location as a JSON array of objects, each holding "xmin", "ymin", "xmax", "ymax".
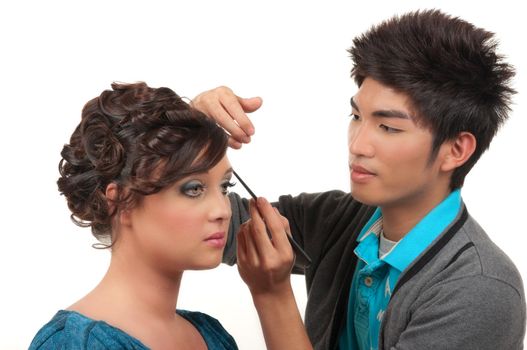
[{"xmin": 194, "ymin": 9, "xmax": 525, "ymax": 349}]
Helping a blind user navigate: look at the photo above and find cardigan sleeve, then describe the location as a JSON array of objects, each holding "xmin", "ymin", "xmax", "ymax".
[{"xmin": 224, "ymin": 190, "xmax": 370, "ymax": 274}]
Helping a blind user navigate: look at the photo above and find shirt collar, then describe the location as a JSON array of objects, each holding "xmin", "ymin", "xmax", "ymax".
[
  {"xmin": 357, "ymin": 190, "xmax": 462, "ymax": 272},
  {"xmin": 357, "ymin": 208, "xmax": 383, "ymax": 242}
]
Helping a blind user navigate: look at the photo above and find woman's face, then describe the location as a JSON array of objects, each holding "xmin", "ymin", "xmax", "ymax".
[{"xmin": 122, "ymin": 155, "xmax": 233, "ymax": 272}]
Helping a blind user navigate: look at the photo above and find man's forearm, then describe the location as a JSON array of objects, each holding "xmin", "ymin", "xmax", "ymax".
[{"xmin": 252, "ymin": 287, "xmax": 313, "ymax": 350}]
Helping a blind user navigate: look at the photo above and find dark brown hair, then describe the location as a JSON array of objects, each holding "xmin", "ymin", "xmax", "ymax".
[
  {"xmin": 348, "ymin": 9, "xmax": 516, "ymax": 189},
  {"xmin": 58, "ymin": 82, "xmax": 228, "ymax": 243}
]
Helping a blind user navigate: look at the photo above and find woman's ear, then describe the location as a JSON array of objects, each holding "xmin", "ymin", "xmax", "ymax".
[
  {"xmin": 105, "ymin": 183, "xmax": 131, "ymax": 227},
  {"xmin": 440, "ymin": 132, "xmax": 477, "ymax": 172},
  {"xmin": 105, "ymin": 182, "xmax": 119, "ymax": 202}
]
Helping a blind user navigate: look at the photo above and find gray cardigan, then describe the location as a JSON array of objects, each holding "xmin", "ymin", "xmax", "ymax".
[{"xmin": 224, "ymin": 191, "xmax": 526, "ymax": 349}]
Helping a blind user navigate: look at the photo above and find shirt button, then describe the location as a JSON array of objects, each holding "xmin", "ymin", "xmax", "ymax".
[{"xmin": 364, "ymin": 276, "xmax": 373, "ymax": 287}]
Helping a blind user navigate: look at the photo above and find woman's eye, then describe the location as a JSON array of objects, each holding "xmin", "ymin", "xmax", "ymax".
[
  {"xmin": 221, "ymin": 181, "xmax": 236, "ymax": 195},
  {"xmin": 181, "ymin": 182, "xmax": 205, "ymax": 198}
]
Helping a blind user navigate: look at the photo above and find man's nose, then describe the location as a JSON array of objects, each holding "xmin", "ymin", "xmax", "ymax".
[{"xmin": 348, "ymin": 123, "xmax": 374, "ymax": 157}]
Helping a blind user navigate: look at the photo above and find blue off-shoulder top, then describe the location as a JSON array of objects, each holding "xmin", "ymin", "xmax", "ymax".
[{"xmin": 29, "ymin": 309, "xmax": 238, "ymax": 350}]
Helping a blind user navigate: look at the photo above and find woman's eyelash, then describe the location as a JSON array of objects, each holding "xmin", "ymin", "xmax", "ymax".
[
  {"xmin": 181, "ymin": 179, "xmax": 236, "ymax": 197},
  {"xmin": 180, "ymin": 181, "xmax": 205, "ymax": 198},
  {"xmin": 222, "ymin": 181, "xmax": 236, "ymax": 193}
]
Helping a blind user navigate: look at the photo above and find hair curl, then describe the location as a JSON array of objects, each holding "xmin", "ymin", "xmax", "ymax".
[
  {"xmin": 58, "ymin": 82, "xmax": 228, "ymax": 243},
  {"xmin": 348, "ymin": 9, "xmax": 516, "ymax": 189}
]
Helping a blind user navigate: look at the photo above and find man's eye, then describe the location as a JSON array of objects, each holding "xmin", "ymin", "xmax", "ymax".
[{"xmin": 379, "ymin": 124, "xmax": 402, "ymax": 133}]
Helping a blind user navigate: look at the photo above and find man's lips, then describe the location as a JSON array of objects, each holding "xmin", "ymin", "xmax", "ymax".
[
  {"xmin": 350, "ymin": 164, "xmax": 376, "ymax": 183},
  {"xmin": 350, "ymin": 164, "xmax": 375, "ymax": 175}
]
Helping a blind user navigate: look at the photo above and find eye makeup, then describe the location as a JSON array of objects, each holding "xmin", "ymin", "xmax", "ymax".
[
  {"xmin": 221, "ymin": 180, "xmax": 236, "ymax": 195},
  {"xmin": 179, "ymin": 180, "xmax": 205, "ymax": 198},
  {"xmin": 232, "ymin": 170, "xmax": 312, "ymax": 269}
]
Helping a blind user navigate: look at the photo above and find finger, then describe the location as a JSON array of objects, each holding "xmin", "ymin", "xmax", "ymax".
[
  {"xmin": 248, "ymin": 198, "xmax": 275, "ymax": 256},
  {"xmin": 242, "ymin": 220, "xmax": 260, "ymax": 266},
  {"xmin": 193, "ymin": 90, "xmax": 250, "ymax": 144},
  {"xmin": 228, "ymin": 138, "xmax": 243, "ymax": 150},
  {"xmin": 220, "ymin": 95, "xmax": 255, "ymax": 142},
  {"xmin": 274, "ymin": 207, "xmax": 290, "ymax": 232},
  {"xmin": 192, "ymin": 87, "xmax": 257, "ymax": 144},
  {"xmin": 236, "ymin": 225, "xmax": 248, "ymax": 263},
  {"xmin": 273, "ymin": 207, "xmax": 296, "ymax": 257},
  {"xmin": 256, "ymin": 198, "xmax": 290, "ymax": 251},
  {"xmin": 213, "ymin": 101, "xmax": 251, "ymax": 144},
  {"xmin": 239, "ymin": 96, "xmax": 263, "ymax": 113},
  {"xmin": 237, "ymin": 96, "xmax": 262, "ymax": 134},
  {"xmin": 221, "ymin": 94, "xmax": 254, "ymax": 137}
]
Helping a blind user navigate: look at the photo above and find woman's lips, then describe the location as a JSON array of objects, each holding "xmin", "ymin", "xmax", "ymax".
[{"xmin": 205, "ymin": 232, "xmax": 226, "ymax": 248}]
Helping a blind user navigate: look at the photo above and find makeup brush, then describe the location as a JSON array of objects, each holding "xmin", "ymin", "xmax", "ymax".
[{"xmin": 233, "ymin": 170, "xmax": 312, "ymax": 269}]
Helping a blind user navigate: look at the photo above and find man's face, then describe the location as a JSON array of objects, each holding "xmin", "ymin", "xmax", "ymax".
[{"xmin": 348, "ymin": 78, "xmax": 450, "ymax": 209}]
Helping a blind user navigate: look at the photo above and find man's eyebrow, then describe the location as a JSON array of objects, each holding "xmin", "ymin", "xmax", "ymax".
[
  {"xmin": 373, "ymin": 109, "xmax": 412, "ymax": 120},
  {"xmin": 350, "ymin": 97, "xmax": 412, "ymax": 120}
]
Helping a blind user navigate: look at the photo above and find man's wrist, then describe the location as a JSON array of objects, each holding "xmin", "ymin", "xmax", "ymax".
[{"xmin": 251, "ymin": 284, "xmax": 295, "ymax": 308}]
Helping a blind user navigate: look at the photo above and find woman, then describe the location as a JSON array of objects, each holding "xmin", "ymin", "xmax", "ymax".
[{"xmin": 29, "ymin": 82, "xmax": 238, "ymax": 349}]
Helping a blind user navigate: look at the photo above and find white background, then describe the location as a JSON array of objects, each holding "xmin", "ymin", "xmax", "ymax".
[{"xmin": 1, "ymin": 1, "xmax": 525, "ymax": 349}]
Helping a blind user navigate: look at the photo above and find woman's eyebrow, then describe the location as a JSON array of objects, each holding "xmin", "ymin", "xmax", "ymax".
[{"xmin": 350, "ymin": 97, "xmax": 360, "ymax": 112}]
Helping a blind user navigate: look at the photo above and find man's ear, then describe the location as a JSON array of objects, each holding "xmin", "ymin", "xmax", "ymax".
[
  {"xmin": 105, "ymin": 183, "xmax": 131, "ymax": 227},
  {"xmin": 440, "ymin": 132, "xmax": 477, "ymax": 172}
]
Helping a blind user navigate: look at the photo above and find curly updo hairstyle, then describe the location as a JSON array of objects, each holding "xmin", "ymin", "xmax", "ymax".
[{"xmin": 58, "ymin": 82, "xmax": 229, "ymax": 244}]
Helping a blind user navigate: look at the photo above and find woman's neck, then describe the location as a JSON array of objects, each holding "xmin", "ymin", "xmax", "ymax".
[
  {"xmin": 69, "ymin": 249, "xmax": 183, "ymax": 323},
  {"xmin": 103, "ymin": 252, "xmax": 182, "ymax": 319}
]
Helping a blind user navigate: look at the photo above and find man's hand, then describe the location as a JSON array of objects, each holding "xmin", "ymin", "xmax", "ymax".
[
  {"xmin": 191, "ymin": 86, "xmax": 262, "ymax": 149},
  {"xmin": 236, "ymin": 198, "xmax": 313, "ymax": 350},
  {"xmin": 236, "ymin": 197, "xmax": 294, "ymax": 296}
]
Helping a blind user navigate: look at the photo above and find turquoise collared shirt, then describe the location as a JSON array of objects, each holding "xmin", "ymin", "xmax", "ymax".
[{"xmin": 338, "ymin": 190, "xmax": 462, "ymax": 350}]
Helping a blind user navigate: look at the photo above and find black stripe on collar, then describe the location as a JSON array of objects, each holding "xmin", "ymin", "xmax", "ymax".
[{"xmin": 391, "ymin": 206, "xmax": 469, "ymax": 297}]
